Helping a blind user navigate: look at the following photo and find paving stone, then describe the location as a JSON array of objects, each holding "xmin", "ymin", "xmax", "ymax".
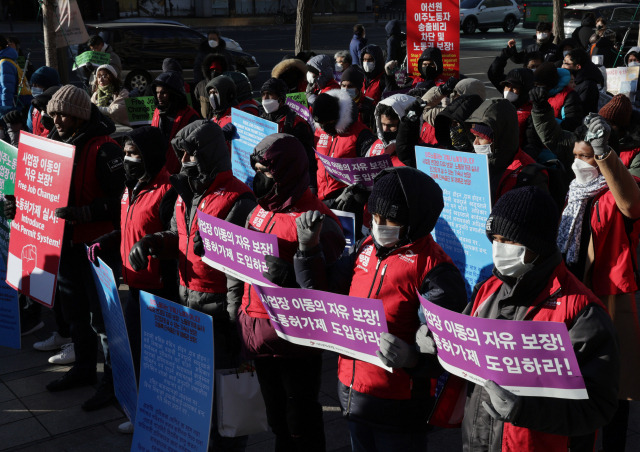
[
  {"xmin": 0, "ymin": 398, "xmax": 32, "ymax": 425},
  {"xmin": 0, "ymin": 417, "xmax": 49, "ymax": 450}
]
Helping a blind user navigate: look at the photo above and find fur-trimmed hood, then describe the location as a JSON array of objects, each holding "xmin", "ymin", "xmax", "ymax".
[
  {"xmin": 313, "ymin": 89, "xmax": 357, "ymax": 135},
  {"xmin": 272, "ymin": 58, "xmax": 308, "ymax": 91}
]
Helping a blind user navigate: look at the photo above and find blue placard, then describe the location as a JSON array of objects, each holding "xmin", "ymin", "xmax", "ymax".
[
  {"xmin": 88, "ymin": 255, "xmax": 137, "ymax": 422},
  {"xmin": 133, "ymin": 292, "xmax": 214, "ymax": 452},
  {"xmin": 332, "ymin": 209, "xmax": 356, "ymax": 255},
  {"xmin": 230, "ymin": 108, "xmax": 279, "ymax": 188},
  {"xmin": 415, "ymin": 146, "xmax": 493, "ymax": 299}
]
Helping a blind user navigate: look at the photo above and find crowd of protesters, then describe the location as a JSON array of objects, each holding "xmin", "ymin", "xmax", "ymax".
[{"xmin": 0, "ymin": 16, "xmax": 639, "ymax": 451}]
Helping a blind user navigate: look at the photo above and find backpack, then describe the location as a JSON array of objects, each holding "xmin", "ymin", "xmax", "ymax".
[{"xmin": 0, "ymin": 58, "xmax": 31, "ymax": 96}]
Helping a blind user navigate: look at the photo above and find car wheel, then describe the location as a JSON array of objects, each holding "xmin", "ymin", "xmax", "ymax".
[
  {"xmin": 479, "ymin": 27, "xmax": 489, "ymax": 33},
  {"xmin": 463, "ymin": 17, "xmax": 477, "ymax": 34},
  {"xmin": 503, "ymin": 15, "xmax": 517, "ymax": 33},
  {"xmin": 125, "ymin": 70, "xmax": 152, "ymax": 92}
]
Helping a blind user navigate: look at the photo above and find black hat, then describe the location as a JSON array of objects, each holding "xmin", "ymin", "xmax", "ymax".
[
  {"xmin": 486, "ymin": 186, "xmax": 559, "ymax": 256},
  {"xmin": 261, "ymin": 77, "xmax": 288, "ymax": 100},
  {"xmin": 340, "ymin": 66, "xmax": 365, "ymax": 90},
  {"xmin": 533, "ymin": 62, "xmax": 559, "ymax": 89},
  {"xmin": 312, "ymin": 93, "xmax": 340, "ymax": 124},
  {"xmin": 368, "ymin": 171, "xmax": 410, "ymax": 225}
]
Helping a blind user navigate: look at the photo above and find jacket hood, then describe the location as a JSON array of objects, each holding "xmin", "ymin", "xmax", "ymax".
[
  {"xmin": 251, "ymin": 133, "xmax": 309, "ymax": 212},
  {"xmin": 434, "ymin": 94, "xmax": 484, "ymax": 148},
  {"xmin": 359, "ymin": 44, "xmax": 384, "ymax": 78},
  {"xmin": 385, "ymin": 20, "xmax": 402, "ymax": 36},
  {"xmin": 501, "ymin": 68, "xmax": 534, "ymax": 105},
  {"xmin": 222, "ymin": 71, "xmax": 253, "ymax": 102},
  {"xmin": 201, "ymin": 52, "xmax": 229, "ymax": 82},
  {"xmin": 307, "ymin": 54, "xmax": 335, "ymax": 89},
  {"xmin": 30, "ymin": 66, "xmax": 61, "ymax": 89},
  {"xmin": 625, "ymin": 46, "xmax": 640, "ymax": 66},
  {"xmin": 162, "ymin": 58, "xmax": 182, "ymax": 73},
  {"xmin": 374, "ymin": 94, "xmax": 417, "ymax": 145},
  {"xmin": 272, "ymin": 58, "xmax": 308, "ymax": 91},
  {"xmin": 171, "ymin": 119, "xmax": 231, "ymax": 178},
  {"xmin": 418, "ymin": 47, "xmax": 443, "ymax": 79},
  {"xmin": 125, "ymin": 126, "xmax": 167, "ymax": 179},
  {"xmin": 0, "ymin": 47, "xmax": 18, "ymax": 61},
  {"xmin": 315, "ymin": 89, "xmax": 357, "ymax": 134},
  {"xmin": 549, "ymin": 68, "xmax": 571, "ymax": 95},
  {"xmin": 206, "ymin": 75, "xmax": 238, "ymax": 113},
  {"xmin": 152, "ymin": 71, "xmax": 187, "ymax": 110},
  {"xmin": 373, "ymin": 167, "xmax": 443, "ymax": 241},
  {"xmin": 466, "ymin": 98, "xmax": 519, "ymax": 168},
  {"xmin": 575, "ymin": 58, "xmax": 605, "ymax": 85},
  {"xmin": 454, "ymin": 78, "xmax": 486, "ymax": 99}
]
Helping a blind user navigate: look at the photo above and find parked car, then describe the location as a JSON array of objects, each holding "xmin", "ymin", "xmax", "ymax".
[
  {"xmin": 564, "ymin": 3, "xmax": 639, "ymax": 43},
  {"xmin": 460, "ymin": 0, "xmax": 523, "ymax": 34},
  {"xmin": 85, "ymin": 22, "xmax": 260, "ymax": 91}
]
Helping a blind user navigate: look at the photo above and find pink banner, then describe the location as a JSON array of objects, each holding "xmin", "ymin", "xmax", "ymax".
[
  {"xmin": 419, "ymin": 295, "xmax": 588, "ymax": 399},
  {"xmin": 314, "ymin": 151, "xmax": 392, "ymax": 188},
  {"xmin": 197, "ymin": 210, "xmax": 279, "ymax": 287},
  {"xmin": 6, "ymin": 133, "xmax": 74, "ymax": 307},
  {"xmin": 253, "ymin": 284, "xmax": 390, "ymax": 369}
]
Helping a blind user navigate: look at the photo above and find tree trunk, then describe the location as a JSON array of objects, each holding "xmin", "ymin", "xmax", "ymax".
[
  {"xmin": 43, "ymin": 0, "xmax": 58, "ymax": 70},
  {"xmin": 295, "ymin": 0, "xmax": 313, "ymax": 54},
  {"xmin": 552, "ymin": 0, "xmax": 565, "ymax": 43}
]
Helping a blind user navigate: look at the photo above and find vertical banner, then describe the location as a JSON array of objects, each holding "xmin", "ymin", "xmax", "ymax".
[
  {"xmin": 0, "ymin": 141, "xmax": 19, "ymax": 349},
  {"xmin": 407, "ymin": 0, "xmax": 460, "ymax": 78},
  {"xmin": 133, "ymin": 292, "xmax": 214, "ymax": 452},
  {"xmin": 88, "ymin": 256, "xmax": 138, "ymax": 423},
  {"xmin": 230, "ymin": 108, "xmax": 278, "ymax": 187},
  {"xmin": 55, "ymin": 0, "xmax": 90, "ymax": 47},
  {"xmin": 416, "ymin": 146, "xmax": 492, "ymax": 299},
  {"xmin": 6, "ymin": 133, "xmax": 74, "ymax": 307}
]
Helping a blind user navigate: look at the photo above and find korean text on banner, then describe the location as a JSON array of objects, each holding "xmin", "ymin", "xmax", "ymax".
[
  {"xmin": 407, "ymin": 0, "xmax": 460, "ymax": 78},
  {"xmin": 197, "ymin": 210, "xmax": 280, "ymax": 287},
  {"xmin": 606, "ymin": 66, "xmax": 639, "ymax": 101},
  {"xmin": 230, "ymin": 108, "xmax": 278, "ymax": 187},
  {"xmin": 55, "ymin": 0, "xmax": 90, "ymax": 48},
  {"xmin": 416, "ymin": 146, "xmax": 493, "ymax": 299},
  {"xmin": 133, "ymin": 292, "xmax": 214, "ymax": 452},
  {"xmin": 0, "ymin": 141, "xmax": 19, "ymax": 349},
  {"xmin": 285, "ymin": 98, "xmax": 314, "ymax": 128},
  {"xmin": 88, "ymin": 255, "xmax": 137, "ymax": 423},
  {"xmin": 125, "ymin": 97, "xmax": 156, "ymax": 126},
  {"xmin": 419, "ymin": 295, "xmax": 588, "ymax": 399},
  {"xmin": 253, "ymin": 284, "xmax": 390, "ymax": 370},
  {"xmin": 6, "ymin": 133, "xmax": 74, "ymax": 307},
  {"xmin": 314, "ymin": 151, "xmax": 392, "ymax": 189}
]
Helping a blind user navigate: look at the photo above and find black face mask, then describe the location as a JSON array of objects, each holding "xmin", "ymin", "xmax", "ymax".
[
  {"xmin": 123, "ymin": 158, "xmax": 146, "ymax": 181},
  {"xmin": 382, "ymin": 131, "xmax": 397, "ymax": 143},
  {"xmin": 180, "ymin": 161, "xmax": 207, "ymax": 193},
  {"xmin": 253, "ymin": 171, "xmax": 276, "ymax": 198},
  {"xmin": 422, "ymin": 66, "xmax": 438, "ymax": 80},
  {"xmin": 41, "ymin": 113, "xmax": 54, "ymax": 131},
  {"xmin": 322, "ymin": 123, "xmax": 338, "ymax": 136}
]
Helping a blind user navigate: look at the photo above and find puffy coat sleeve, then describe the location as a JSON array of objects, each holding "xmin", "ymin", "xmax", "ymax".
[
  {"xmin": 530, "ymin": 100, "xmax": 577, "ymax": 169},
  {"xmin": 105, "ymin": 88, "xmax": 130, "ymax": 126},
  {"xmin": 0, "ymin": 59, "xmax": 17, "ymax": 111}
]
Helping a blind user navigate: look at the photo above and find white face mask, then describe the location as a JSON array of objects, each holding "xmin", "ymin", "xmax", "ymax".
[
  {"xmin": 492, "ymin": 241, "xmax": 535, "ymax": 278},
  {"xmin": 262, "ymin": 98, "xmax": 279, "ymax": 114},
  {"xmin": 306, "ymin": 72, "xmax": 317, "ymax": 85},
  {"xmin": 473, "ymin": 143, "xmax": 492, "ymax": 155},
  {"xmin": 537, "ymin": 32, "xmax": 549, "ymax": 41},
  {"xmin": 572, "ymin": 158, "xmax": 599, "ymax": 185},
  {"xmin": 335, "ymin": 63, "xmax": 343, "ymax": 73},
  {"xmin": 363, "ymin": 61, "xmax": 375, "ymax": 73},
  {"xmin": 208, "ymin": 39, "xmax": 218, "ymax": 48},
  {"xmin": 342, "ymin": 87, "xmax": 358, "ymax": 99},
  {"xmin": 503, "ymin": 90, "xmax": 518, "ymax": 103},
  {"xmin": 371, "ymin": 220, "xmax": 402, "ymax": 248},
  {"xmin": 209, "ymin": 92, "xmax": 220, "ymax": 110},
  {"xmin": 629, "ymin": 61, "xmax": 640, "ymax": 67},
  {"xmin": 31, "ymin": 87, "xmax": 44, "ymax": 96},
  {"xmin": 124, "ymin": 155, "xmax": 142, "ymax": 163}
]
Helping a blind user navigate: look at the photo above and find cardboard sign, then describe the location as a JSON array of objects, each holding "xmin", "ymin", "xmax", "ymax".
[
  {"xmin": 125, "ymin": 97, "xmax": 156, "ymax": 126},
  {"xmin": 606, "ymin": 66, "xmax": 639, "ymax": 101},
  {"xmin": 314, "ymin": 151, "xmax": 392, "ymax": 189},
  {"xmin": 6, "ymin": 133, "xmax": 74, "ymax": 307}
]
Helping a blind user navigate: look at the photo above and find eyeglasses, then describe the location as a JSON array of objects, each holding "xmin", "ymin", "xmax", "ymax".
[{"xmin": 97, "ymin": 74, "xmax": 111, "ymax": 80}]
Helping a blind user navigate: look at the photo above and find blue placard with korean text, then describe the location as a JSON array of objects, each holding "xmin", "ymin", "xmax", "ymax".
[
  {"xmin": 132, "ymin": 292, "xmax": 214, "ymax": 452},
  {"xmin": 415, "ymin": 146, "xmax": 493, "ymax": 299}
]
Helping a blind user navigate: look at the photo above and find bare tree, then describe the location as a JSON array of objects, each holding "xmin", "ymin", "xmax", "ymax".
[
  {"xmin": 43, "ymin": 0, "xmax": 58, "ymax": 70},
  {"xmin": 552, "ymin": 0, "xmax": 565, "ymax": 42},
  {"xmin": 295, "ymin": 0, "xmax": 313, "ymax": 54}
]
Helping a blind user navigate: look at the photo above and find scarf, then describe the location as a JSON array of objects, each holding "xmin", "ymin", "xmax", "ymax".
[
  {"xmin": 95, "ymin": 85, "xmax": 116, "ymax": 107},
  {"xmin": 557, "ymin": 175, "xmax": 608, "ymax": 264}
]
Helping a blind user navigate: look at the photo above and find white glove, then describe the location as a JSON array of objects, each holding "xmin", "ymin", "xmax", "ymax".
[
  {"xmin": 482, "ymin": 380, "xmax": 522, "ymax": 423},
  {"xmin": 385, "ymin": 60, "xmax": 398, "ymax": 76}
]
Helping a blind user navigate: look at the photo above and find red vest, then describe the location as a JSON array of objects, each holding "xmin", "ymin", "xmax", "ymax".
[
  {"xmin": 363, "ymin": 73, "xmax": 384, "ymax": 105},
  {"xmin": 620, "ymin": 146, "xmax": 640, "ymax": 168},
  {"xmin": 120, "ymin": 169, "xmax": 172, "ymax": 290},
  {"xmin": 338, "ymin": 234, "xmax": 455, "ymax": 399},
  {"xmin": 151, "ymin": 106, "xmax": 200, "ymax": 175},
  {"xmin": 175, "ymin": 171, "xmax": 252, "ymax": 293},
  {"xmin": 548, "ymin": 86, "xmax": 573, "ymax": 120},
  {"xmin": 314, "ymin": 120, "xmax": 370, "ymax": 200},
  {"xmin": 420, "ymin": 122, "xmax": 438, "ymax": 145},
  {"xmin": 241, "ymin": 189, "xmax": 338, "ymax": 318},
  {"xmin": 31, "ymin": 109, "xmax": 49, "ymax": 137},
  {"xmin": 367, "ymin": 139, "xmax": 405, "ymax": 167},
  {"xmin": 72, "ymin": 135, "xmax": 120, "ymax": 244},
  {"xmin": 471, "ymin": 262, "xmax": 604, "ymax": 452},
  {"xmin": 495, "ymin": 149, "xmax": 536, "ymax": 202}
]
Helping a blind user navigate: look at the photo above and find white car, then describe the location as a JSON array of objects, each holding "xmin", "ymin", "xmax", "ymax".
[{"xmin": 460, "ymin": 0, "xmax": 523, "ymax": 34}]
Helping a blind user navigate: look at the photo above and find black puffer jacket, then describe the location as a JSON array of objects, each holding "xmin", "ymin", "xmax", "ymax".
[
  {"xmin": 573, "ymin": 60, "xmax": 604, "ymax": 114},
  {"xmin": 385, "ymin": 19, "xmax": 405, "ymax": 63},
  {"xmin": 193, "ymin": 37, "xmax": 234, "ymax": 85},
  {"xmin": 433, "ymin": 94, "xmax": 484, "ymax": 150}
]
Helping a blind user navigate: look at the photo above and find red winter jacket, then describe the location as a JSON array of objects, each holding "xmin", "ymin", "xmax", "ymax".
[
  {"xmin": 363, "ymin": 72, "xmax": 384, "ymax": 105},
  {"xmin": 31, "ymin": 109, "xmax": 49, "ymax": 137},
  {"xmin": 367, "ymin": 139, "xmax": 405, "ymax": 167},
  {"xmin": 152, "ymin": 106, "xmax": 200, "ymax": 174},
  {"xmin": 495, "ymin": 149, "xmax": 536, "ymax": 201}
]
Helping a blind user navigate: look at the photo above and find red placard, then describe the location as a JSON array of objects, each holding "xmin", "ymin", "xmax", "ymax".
[
  {"xmin": 407, "ymin": 0, "xmax": 460, "ymax": 79},
  {"xmin": 5, "ymin": 132, "xmax": 75, "ymax": 307}
]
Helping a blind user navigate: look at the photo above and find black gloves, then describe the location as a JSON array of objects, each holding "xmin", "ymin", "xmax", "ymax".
[
  {"xmin": 129, "ymin": 234, "xmax": 161, "ymax": 272},
  {"xmin": 438, "ymin": 77, "xmax": 459, "ymax": 97},
  {"xmin": 193, "ymin": 229, "xmax": 205, "ymax": 257},
  {"xmin": 222, "ymin": 123, "xmax": 237, "ymax": 141},
  {"xmin": 55, "ymin": 206, "xmax": 92, "ymax": 223},
  {"xmin": 334, "ymin": 183, "xmax": 370, "ymax": 213},
  {"xmin": 528, "ymin": 86, "xmax": 549, "ymax": 107},
  {"xmin": 262, "ymin": 255, "xmax": 297, "ymax": 288},
  {"xmin": 3, "ymin": 194, "xmax": 15, "ymax": 220}
]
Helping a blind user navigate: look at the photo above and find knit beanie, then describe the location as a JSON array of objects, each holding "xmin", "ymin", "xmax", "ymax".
[
  {"xmin": 47, "ymin": 84, "xmax": 91, "ymax": 121},
  {"xmin": 96, "ymin": 64, "xmax": 117, "ymax": 79},
  {"xmin": 340, "ymin": 66, "xmax": 365, "ymax": 90},
  {"xmin": 261, "ymin": 77, "xmax": 288, "ymax": 100},
  {"xmin": 312, "ymin": 93, "xmax": 340, "ymax": 124},
  {"xmin": 368, "ymin": 171, "xmax": 410, "ymax": 225},
  {"xmin": 470, "ymin": 123, "xmax": 494, "ymax": 141},
  {"xmin": 486, "ymin": 185, "xmax": 559, "ymax": 256},
  {"xmin": 30, "ymin": 66, "xmax": 61, "ymax": 89},
  {"xmin": 599, "ymin": 94, "xmax": 633, "ymax": 128},
  {"xmin": 533, "ymin": 62, "xmax": 559, "ymax": 89}
]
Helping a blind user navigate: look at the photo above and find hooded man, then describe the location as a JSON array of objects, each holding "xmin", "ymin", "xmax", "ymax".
[
  {"xmin": 293, "ymin": 167, "xmax": 466, "ymax": 451},
  {"xmin": 205, "ymin": 74, "xmax": 239, "ymax": 151},
  {"xmin": 339, "ymin": 66, "xmax": 375, "ymax": 130},
  {"xmin": 151, "ymin": 71, "xmax": 200, "ymax": 174},
  {"xmin": 305, "ymin": 54, "xmax": 340, "ymax": 108},
  {"xmin": 359, "ymin": 44, "xmax": 386, "ymax": 105},
  {"xmin": 562, "ymin": 48, "xmax": 604, "ymax": 114},
  {"xmin": 27, "ymin": 66, "xmax": 60, "ymax": 133},
  {"xmin": 129, "ymin": 120, "xmax": 256, "ymax": 450},
  {"xmin": 624, "ymin": 46, "xmax": 640, "ymax": 67},
  {"xmin": 224, "ymin": 70, "xmax": 260, "ymax": 116},
  {"xmin": 193, "ymin": 30, "xmax": 234, "ymax": 85},
  {"xmin": 420, "ymin": 77, "xmax": 486, "ymax": 133},
  {"xmin": 385, "ymin": 19, "xmax": 406, "ymax": 63},
  {"xmin": 312, "ymin": 89, "xmax": 376, "ymax": 202},
  {"xmin": 432, "ymin": 93, "xmax": 485, "ymax": 152},
  {"xmin": 497, "ymin": 68, "xmax": 535, "ymax": 146},
  {"xmin": 194, "ymin": 53, "xmax": 230, "ymax": 119},
  {"xmin": 272, "ymin": 58, "xmax": 308, "ymax": 93},
  {"xmin": 572, "ymin": 13, "xmax": 596, "ymax": 49}
]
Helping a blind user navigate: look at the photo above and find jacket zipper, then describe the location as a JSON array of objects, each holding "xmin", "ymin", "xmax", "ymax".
[
  {"xmin": 247, "ymin": 211, "xmax": 276, "ymax": 313},
  {"xmin": 324, "ymin": 137, "xmax": 337, "ymax": 190},
  {"xmin": 594, "ymin": 200, "xmax": 601, "ymax": 222},
  {"xmin": 374, "ymin": 264, "xmax": 387, "ymax": 298}
]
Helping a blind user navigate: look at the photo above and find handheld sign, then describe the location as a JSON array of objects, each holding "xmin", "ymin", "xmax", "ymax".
[
  {"xmin": 314, "ymin": 152, "xmax": 392, "ymax": 189},
  {"xmin": 125, "ymin": 97, "xmax": 156, "ymax": 126},
  {"xmin": 72, "ymin": 51, "xmax": 111, "ymax": 70}
]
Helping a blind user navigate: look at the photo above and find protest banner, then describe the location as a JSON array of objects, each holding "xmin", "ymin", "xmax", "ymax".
[
  {"xmin": 6, "ymin": 133, "xmax": 74, "ymax": 307},
  {"xmin": 314, "ymin": 151, "xmax": 392, "ymax": 189},
  {"xmin": 125, "ymin": 97, "xmax": 156, "ymax": 126},
  {"xmin": 55, "ymin": 0, "xmax": 90, "ymax": 47},
  {"xmin": 0, "ymin": 141, "xmax": 19, "ymax": 348},
  {"xmin": 606, "ymin": 66, "xmax": 639, "ymax": 101},
  {"xmin": 416, "ymin": 146, "xmax": 493, "ymax": 298},
  {"xmin": 285, "ymin": 97, "xmax": 314, "ymax": 129},
  {"xmin": 407, "ymin": 0, "xmax": 459, "ymax": 79},
  {"xmin": 331, "ymin": 209, "xmax": 356, "ymax": 255},
  {"xmin": 286, "ymin": 92, "xmax": 308, "ymax": 107},
  {"xmin": 253, "ymin": 284, "xmax": 390, "ymax": 369},
  {"xmin": 133, "ymin": 292, "xmax": 214, "ymax": 452},
  {"xmin": 88, "ymin": 255, "xmax": 138, "ymax": 423},
  {"xmin": 419, "ymin": 296, "xmax": 588, "ymax": 399},
  {"xmin": 71, "ymin": 51, "xmax": 111, "ymax": 70},
  {"xmin": 230, "ymin": 108, "xmax": 278, "ymax": 187},
  {"xmin": 197, "ymin": 210, "xmax": 280, "ymax": 287}
]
